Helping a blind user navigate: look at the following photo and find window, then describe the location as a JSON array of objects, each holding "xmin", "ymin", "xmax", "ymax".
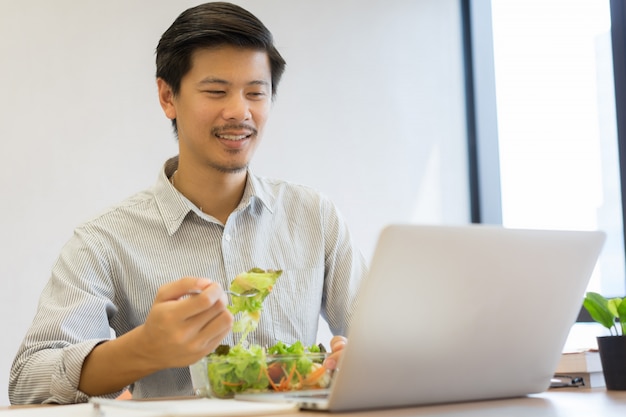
[
  {"xmin": 491, "ymin": 0, "xmax": 624, "ymax": 297},
  {"xmin": 468, "ymin": 0, "xmax": 625, "ymax": 299}
]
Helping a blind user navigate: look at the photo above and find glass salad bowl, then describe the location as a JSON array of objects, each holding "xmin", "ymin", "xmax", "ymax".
[{"xmin": 189, "ymin": 343, "xmax": 334, "ymax": 399}]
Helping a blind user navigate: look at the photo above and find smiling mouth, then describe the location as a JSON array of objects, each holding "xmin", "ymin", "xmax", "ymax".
[
  {"xmin": 213, "ymin": 124, "xmax": 258, "ymax": 141},
  {"xmin": 215, "ymin": 133, "xmax": 252, "ymax": 141}
]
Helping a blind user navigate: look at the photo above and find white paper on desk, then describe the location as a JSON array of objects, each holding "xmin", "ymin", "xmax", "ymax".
[
  {"xmin": 0, "ymin": 403, "xmax": 153, "ymax": 417},
  {"xmin": 3, "ymin": 398, "xmax": 299, "ymax": 417}
]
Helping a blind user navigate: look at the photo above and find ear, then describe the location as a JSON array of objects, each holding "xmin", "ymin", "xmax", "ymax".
[{"xmin": 157, "ymin": 78, "xmax": 177, "ymax": 121}]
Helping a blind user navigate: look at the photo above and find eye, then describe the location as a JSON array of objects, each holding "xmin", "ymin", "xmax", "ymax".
[
  {"xmin": 247, "ymin": 91, "xmax": 268, "ymax": 101},
  {"xmin": 202, "ymin": 90, "xmax": 226, "ymax": 97}
]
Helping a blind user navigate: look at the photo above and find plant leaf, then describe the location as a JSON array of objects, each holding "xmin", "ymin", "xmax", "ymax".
[
  {"xmin": 617, "ymin": 297, "xmax": 626, "ymax": 335},
  {"xmin": 608, "ymin": 298, "xmax": 621, "ymax": 317},
  {"xmin": 583, "ymin": 292, "xmax": 616, "ymax": 330}
]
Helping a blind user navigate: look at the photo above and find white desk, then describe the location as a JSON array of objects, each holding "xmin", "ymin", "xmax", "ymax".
[
  {"xmin": 4, "ymin": 389, "xmax": 626, "ymax": 416},
  {"xmin": 296, "ymin": 389, "xmax": 626, "ymax": 416}
]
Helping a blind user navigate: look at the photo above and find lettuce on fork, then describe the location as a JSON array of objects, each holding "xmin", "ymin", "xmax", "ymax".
[{"xmin": 228, "ymin": 268, "xmax": 282, "ymax": 341}]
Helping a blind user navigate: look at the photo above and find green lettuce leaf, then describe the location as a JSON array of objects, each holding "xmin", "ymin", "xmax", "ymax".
[
  {"xmin": 228, "ymin": 268, "xmax": 282, "ymax": 342},
  {"xmin": 207, "ymin": 344, "xmax": 268, "ymax": 398}
]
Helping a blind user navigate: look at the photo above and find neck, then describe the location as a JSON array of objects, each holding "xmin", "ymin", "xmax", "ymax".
[{"xmin": 172, "ymin": 167, "xmax": 247, "ymax": 224}]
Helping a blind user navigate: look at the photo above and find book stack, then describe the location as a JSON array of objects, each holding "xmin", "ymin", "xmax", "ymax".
[{"xmin": 554, "ymin": 349, "xmax": 605, "ymax": 388}]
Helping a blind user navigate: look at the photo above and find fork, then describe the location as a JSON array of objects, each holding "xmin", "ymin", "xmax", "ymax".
[{"xmin": 187, "ymin": 288, "xmax": 260, "ymax": 298}]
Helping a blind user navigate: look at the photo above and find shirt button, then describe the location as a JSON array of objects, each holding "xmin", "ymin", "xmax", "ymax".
[{"xmin": 224, "ymin": 234, "xmax": 232, "ymax": 242}]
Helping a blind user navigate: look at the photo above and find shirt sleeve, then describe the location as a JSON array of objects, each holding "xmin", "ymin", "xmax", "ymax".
[
  {"xmin": 319, "ymin": 196, "xmax": 368, "ymax": 336},
  {"xmin": 9, "ymin": 226, "xmax": 122, "ymax": 404}
]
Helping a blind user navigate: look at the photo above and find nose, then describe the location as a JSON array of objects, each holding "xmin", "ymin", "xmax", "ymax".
[{"xmin": 221, "ymin": 93, "xmax": 251, "ymax": 122}]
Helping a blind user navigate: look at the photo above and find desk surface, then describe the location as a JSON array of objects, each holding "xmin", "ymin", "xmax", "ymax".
[
  {"xmin": 296, "ymin": 389, "xmax": 626, "ymax": 416},
  {"xmin": 4, "ymin": 389, "xmax": 626, "ymax": 416}
]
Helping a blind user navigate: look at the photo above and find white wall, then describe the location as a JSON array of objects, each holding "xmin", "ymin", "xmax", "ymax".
[{"xmin": 0, "ymin": 0, "xmax": 468, "ymax": 404}]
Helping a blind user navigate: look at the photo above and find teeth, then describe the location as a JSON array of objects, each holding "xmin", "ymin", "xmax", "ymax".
[{"xmin": 217, "ymin": 134, "xmax": 248, "ymax": 141}]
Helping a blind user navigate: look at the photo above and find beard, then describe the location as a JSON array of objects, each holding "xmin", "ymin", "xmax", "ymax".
[
  {"xmin": 209, "ymin": 123, "xmax": 259, "ymax": 174},
  {"xmin": 207, "ymin": 157, "xmax": 249, "ymax": 174}
]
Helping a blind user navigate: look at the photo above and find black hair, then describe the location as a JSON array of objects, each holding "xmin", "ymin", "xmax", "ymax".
[{"xmin": 156, "ymin": 2, "xmax": 286, "ymax": 98}]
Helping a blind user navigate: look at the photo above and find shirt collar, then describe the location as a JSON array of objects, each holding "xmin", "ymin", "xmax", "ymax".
[
  {"xmin": 153, "ymin": 156, "xmax": 276, "ymax": 236},
  {"xmin": 240, "ymin": 170, "xmax": 275, "ymax": 214},
  {"xmin": 153, "ymin": 157, "xmax": 192, "ymax": 236}
]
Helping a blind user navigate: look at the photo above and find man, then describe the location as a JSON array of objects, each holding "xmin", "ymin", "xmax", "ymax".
[{"xmin": 9, "ymin": 2, "xmax": 365, "ymax": 404}]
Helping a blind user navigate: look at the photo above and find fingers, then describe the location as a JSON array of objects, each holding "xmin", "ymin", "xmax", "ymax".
[
  {"xmin": 139, "ymin": 277, "xmax": 233, "ymax": 368},
  {"xmin": 184, "ymin": 284, "xmax": 234, "ymax": 355},
  {"xmin": 324, "ymin": 336, "xmax": 348, "ymax": 370},
  {"xmin": 154, "ymin": 277, "xmax": 229, "ymax": 321},
  {"xmin": 193, "ymin": 311, "xmax": 234, "ymax": 353},
  {"xmin": 330, "ymin": 335, "xmax": 347, "ymax": 352},
  {"xmin": 183, "ymin": 283, "xmax": 229, "ymax": 320},
  {"xmin": 184, "ymin": 287, "xmax": 231, "ymax": 335},
  {"xmin": 154, "ymin": 276, "xmax": 213, "ymax": 302}
]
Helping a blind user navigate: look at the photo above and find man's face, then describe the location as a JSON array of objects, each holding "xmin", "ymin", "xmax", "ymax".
[{"xmin": 159, "ymin": 46, "xmax": 272, "ymax": 174}]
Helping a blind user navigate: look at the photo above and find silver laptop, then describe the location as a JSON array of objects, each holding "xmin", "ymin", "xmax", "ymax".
[{"xmin": 236, "ymin": 224, "xmax": 606, "ymax": 411}]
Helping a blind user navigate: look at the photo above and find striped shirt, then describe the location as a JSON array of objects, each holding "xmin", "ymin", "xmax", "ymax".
[{"xmin": 9, "ymin": 157, "xmax": 366, "ymax": 404}]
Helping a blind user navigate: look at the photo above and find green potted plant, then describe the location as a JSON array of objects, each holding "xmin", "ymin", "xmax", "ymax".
[{"xmin": 582, "ymin": 292, "xmax": 626, "ymax": 390}]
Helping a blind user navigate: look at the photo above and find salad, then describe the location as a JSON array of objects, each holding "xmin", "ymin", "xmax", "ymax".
[
  {"xmin": 205, "ymin": 341, "xmax": 331, "ymax": 398},
  {"xmin": 194, "ymin": 268, "xmax": 333, "ymax": 398}
]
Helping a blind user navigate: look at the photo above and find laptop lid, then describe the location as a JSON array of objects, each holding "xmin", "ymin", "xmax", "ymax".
[{"xmin": 238, "ymin": 224, "xmax": 606, "ymax": 411}]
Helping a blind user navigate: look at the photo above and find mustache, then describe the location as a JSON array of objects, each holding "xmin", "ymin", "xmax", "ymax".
[{"xmin": 211, "ymin": 124, "xmax": 258, "ymax": 137}]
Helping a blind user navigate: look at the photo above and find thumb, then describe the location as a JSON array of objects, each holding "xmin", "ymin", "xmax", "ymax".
[{"xmin": 154, "ymin": 277, "xmax": 213, "ymax": 302}]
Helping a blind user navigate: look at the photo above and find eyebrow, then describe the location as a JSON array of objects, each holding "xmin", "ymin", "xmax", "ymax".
[{"xmin": 196, "ymin": 77, "xmax": 270, "ymax": 88}]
